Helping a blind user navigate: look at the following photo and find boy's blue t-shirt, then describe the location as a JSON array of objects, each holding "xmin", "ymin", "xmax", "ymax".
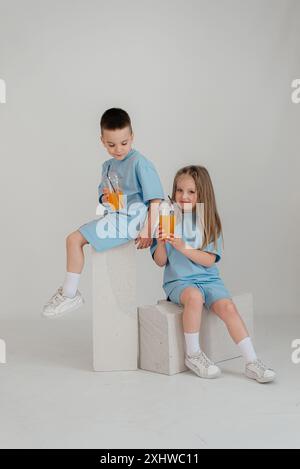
[
  {"xmin": 150, "ymin": 212, "xmax": 223, "ymax": 298},
  {"xmin": 98, "ymin": 148, "xmax": 164, "ymax": 211}
]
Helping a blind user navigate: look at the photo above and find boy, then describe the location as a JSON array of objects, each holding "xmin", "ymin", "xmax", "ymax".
[{"xmin": 43, "ymin": 108, "xmax": 164, "ymax": 317}]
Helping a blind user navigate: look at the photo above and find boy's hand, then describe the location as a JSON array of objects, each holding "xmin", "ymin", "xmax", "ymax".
[
  {"xmin": 135, "ymin": 235, "xmax": 153, "ymax": 249},
  {"xmin": 135, "ymin": 220, "xmax": 154, "ymax": 249},
  {"xmin": 101, "ymin": 188, "xmax": 110, "ymax": 204}
]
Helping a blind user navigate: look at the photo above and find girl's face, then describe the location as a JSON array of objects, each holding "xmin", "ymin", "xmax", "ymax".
[
  {"xmin": 175, "ymin": 175, "xmax": 198, "ymax": 211},
  {"xmin": 101, "ymin": 126, "xmax": 134, "ymax": 160}
]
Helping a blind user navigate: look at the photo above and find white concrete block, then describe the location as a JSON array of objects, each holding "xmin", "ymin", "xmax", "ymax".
[
  {"xmin": 138, "ymin": 293, "xmax": 254, "ymax": 375},
  {"xmin": 92, "ymin": 241, "xmax": 138, "ymax": 371}
]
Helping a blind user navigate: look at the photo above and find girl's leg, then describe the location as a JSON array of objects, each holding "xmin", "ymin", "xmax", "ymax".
[
  {"xmin": 211, "ymin": 298, "xmax": 257, "ymax": 363},
  {"xmin": 180, "ymin": 287, "xmax": 204, "ymax": 355},
  {"xmin": 210, "ymin": 298, "xmax": 249, "ymax": 344},
  {"xmin": 211, "ymin": 298, "xmax": 276, "ymax": 383},
  {"xmin": 180, "ymin": 286, "xmax": 204, "ymax": 333},
  {"xmin": 180, "ymin": 287, "xmax": 221, "ymax": 378}
]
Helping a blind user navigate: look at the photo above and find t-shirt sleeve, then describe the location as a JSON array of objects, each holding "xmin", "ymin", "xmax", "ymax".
[
  {"xmin": 150, "ymin": 237, "xmax": 158, "ymax": 259},
  {"xmin": 203, "ymin": 235, "xmax": 223, "ymax": 263},
  {"xmin": 97, "ymin": 162, "xmax": 108, "ymax": 203},
  {"xmin": 136, "ymin": 158, "xmax": 164, "ymax": 203}
]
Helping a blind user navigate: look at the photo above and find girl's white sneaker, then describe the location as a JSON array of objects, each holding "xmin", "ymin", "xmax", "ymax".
[
  {"xmin": 42, "ymin": 287, "xmax": 84, "ymax": 318},
  {"xmin": 185, "ymin": 350, "xmax": 221, "ymax": 379},
  {"xmin": 246, "ymin": 359, "xmax": 276, "ymax": 383}
]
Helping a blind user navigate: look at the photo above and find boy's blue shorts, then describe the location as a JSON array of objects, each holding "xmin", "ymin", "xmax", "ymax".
[{"xmin": 167, "ymin": 278, "xmax": 232, "ymax": 310}]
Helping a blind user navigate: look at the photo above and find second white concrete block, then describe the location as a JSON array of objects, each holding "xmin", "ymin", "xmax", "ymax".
[{"xmin": 138, "ymin": 293, "xmax": 254, "ymax": 375}]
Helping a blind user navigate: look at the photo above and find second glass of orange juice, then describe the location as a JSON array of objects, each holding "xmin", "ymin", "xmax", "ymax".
[{"xmin": 159, "ymin": 201, "xmax": 175, "ymax": 239}]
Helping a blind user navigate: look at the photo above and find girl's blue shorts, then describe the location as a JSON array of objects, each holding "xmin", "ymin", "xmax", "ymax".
[{"xmin": 167, "ymin": 278, "xmax": 232, "ymax": 310}]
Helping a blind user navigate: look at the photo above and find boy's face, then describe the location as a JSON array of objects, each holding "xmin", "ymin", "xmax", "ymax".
[
  {"xmin": 175, "ymin": 175, "xmax": 198, "ymax": 211},
  {"xmin": 101, "ymin": 126, "xmax": 134, "ymax": 160}
]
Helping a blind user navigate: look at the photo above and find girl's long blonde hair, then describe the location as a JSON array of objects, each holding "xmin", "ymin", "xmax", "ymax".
[{"xmin": 171, "ymin": 165, "xmax": 223, "ymax": 251}]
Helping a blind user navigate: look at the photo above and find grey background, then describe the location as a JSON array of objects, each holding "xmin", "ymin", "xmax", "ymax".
[{"xmin": 0, "ymin": 0, "xmax": 299, "ymax": 319}]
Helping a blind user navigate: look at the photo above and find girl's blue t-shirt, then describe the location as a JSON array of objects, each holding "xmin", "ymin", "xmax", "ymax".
[{"xmin": 150, "ymin": 211, "xmax": 223, "ymax": 297}]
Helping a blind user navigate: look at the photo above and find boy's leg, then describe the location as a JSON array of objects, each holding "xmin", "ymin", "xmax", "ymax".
[
  {"xmin": 42, "ymin": 230, "xmax": 88, "ymax": 317},
  {"xmin": 62, "ymin": 230, "xmax": 89, "ymax": 298},
  {"xmin": 66, "ymin": 230, "xmax": 89, "ymax": 273}
]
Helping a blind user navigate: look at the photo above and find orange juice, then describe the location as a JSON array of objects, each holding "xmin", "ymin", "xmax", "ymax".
[
  {"xmin": 159, "ymin": 213, "xmax": 175, "ymax": 238},
  {"xmin": 170, "ymin": 211, "xmax": 175, "ymax": 236},
  {"xmin": 108, "ymin": 190, "xmax": 124, "ymax": 211}
]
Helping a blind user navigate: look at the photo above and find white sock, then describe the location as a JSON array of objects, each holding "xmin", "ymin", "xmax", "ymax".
[
  {"xmin": 238, "ymin": 337, "xmax": 257, "ymax": 364},
  {"xmin": 184, "ymin": 332, "xmax": 201, "ymax": 356},
  {"xmin": 62, "ymin": 272, "xmax": 81, "ymax": 298}
]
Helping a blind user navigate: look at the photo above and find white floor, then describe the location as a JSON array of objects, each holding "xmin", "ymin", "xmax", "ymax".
[{"xmin": 0, "ymin": 315, "xmax": 299, "ymax": 449}]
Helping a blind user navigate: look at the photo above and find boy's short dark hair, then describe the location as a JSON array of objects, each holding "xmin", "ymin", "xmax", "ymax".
[{"xmin": 100, "ymin": 108, "xmax": 132, "ymax": 133}]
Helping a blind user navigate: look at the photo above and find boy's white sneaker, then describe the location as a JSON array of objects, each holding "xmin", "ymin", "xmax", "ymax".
[
  {"xmin": 185, "ymin": 351, "xmax": 221, "ymax": 379},
  {"xmin": 245, "ymin": 359, "xmax": 276, "ymax": 383},
  {"xmin": 42, "ymin": 287, "xmax": 84, "ymax": 318}
]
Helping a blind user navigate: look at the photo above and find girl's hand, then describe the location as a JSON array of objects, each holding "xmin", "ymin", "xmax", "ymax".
[
  {"xmin": 157, "ymin": 227, "xmax": 168, "ymax": 244},
  {"xmin": 166, "ymin": 233, "xmax": 186, "ymax": 252}
]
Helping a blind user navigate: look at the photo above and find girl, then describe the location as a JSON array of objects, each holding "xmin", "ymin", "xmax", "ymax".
[
  {"xmin": 43, "ymin": 108, "xmax": 164, "ymax": 317},
  {"xmin": 151, "ymin": 166, "xmax": 276, "ymax": 383}
]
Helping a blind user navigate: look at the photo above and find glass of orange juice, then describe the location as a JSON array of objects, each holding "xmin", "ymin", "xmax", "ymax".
[
  {"xmin": 159, "ymin": 201, "xmax": 175, "ymax": 239},
  {"xmin": 104, "ymin": 173, "xmax": 124, "ymax": 211}
]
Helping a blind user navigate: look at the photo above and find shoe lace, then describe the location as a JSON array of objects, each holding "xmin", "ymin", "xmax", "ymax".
[
  {"xmin": 193, "ymin": 352, "xmax": 214, "ymax": 368},
  {"xmin": 254, "ymin": 359, "xmax": 273, "ymax": 372},
  {"xmin": 256, "ymin": 359, "xmax": 266, "ymax": 370},
  {"xmin": 53, "ymin": 292, "xmax": 66, "ymax": 305},
  {"xmin": 47, "ymin": 289, "xmax": 65, "ymax": 306}
]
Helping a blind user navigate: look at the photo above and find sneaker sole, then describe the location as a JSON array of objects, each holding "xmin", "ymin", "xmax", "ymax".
[
  {"xmin": 246, "ymin": 369, "xmax": 276, "ymax": 383},
  {"xmin": 185, "ymin": 359, "xmax": 221, "ymax": 379},
  {"xmin": 42, "ymin": 298, "xmax": 84, "ymax": 319}
]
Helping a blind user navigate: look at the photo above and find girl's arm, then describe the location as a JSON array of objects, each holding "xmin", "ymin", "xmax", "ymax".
[
  {"xmin": 181, "ymin": 248, "xmax": 216, "ymax": 267},
  {"xmin": 166, "ymin": 235, "xmax": 216, "ymax": 267},
  {"xmin": 153, "ymin": 238, "xmax": 168, "ymax": 267}
]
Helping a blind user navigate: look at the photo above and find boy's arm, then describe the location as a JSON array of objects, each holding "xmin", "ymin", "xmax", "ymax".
[
  {"xmin": 99, "ymin": 188, "xmax": 110, "ymax": 204},
  {"xmin": 135, "ymin": 199, "xmax": 161, "ymax": 249}
]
